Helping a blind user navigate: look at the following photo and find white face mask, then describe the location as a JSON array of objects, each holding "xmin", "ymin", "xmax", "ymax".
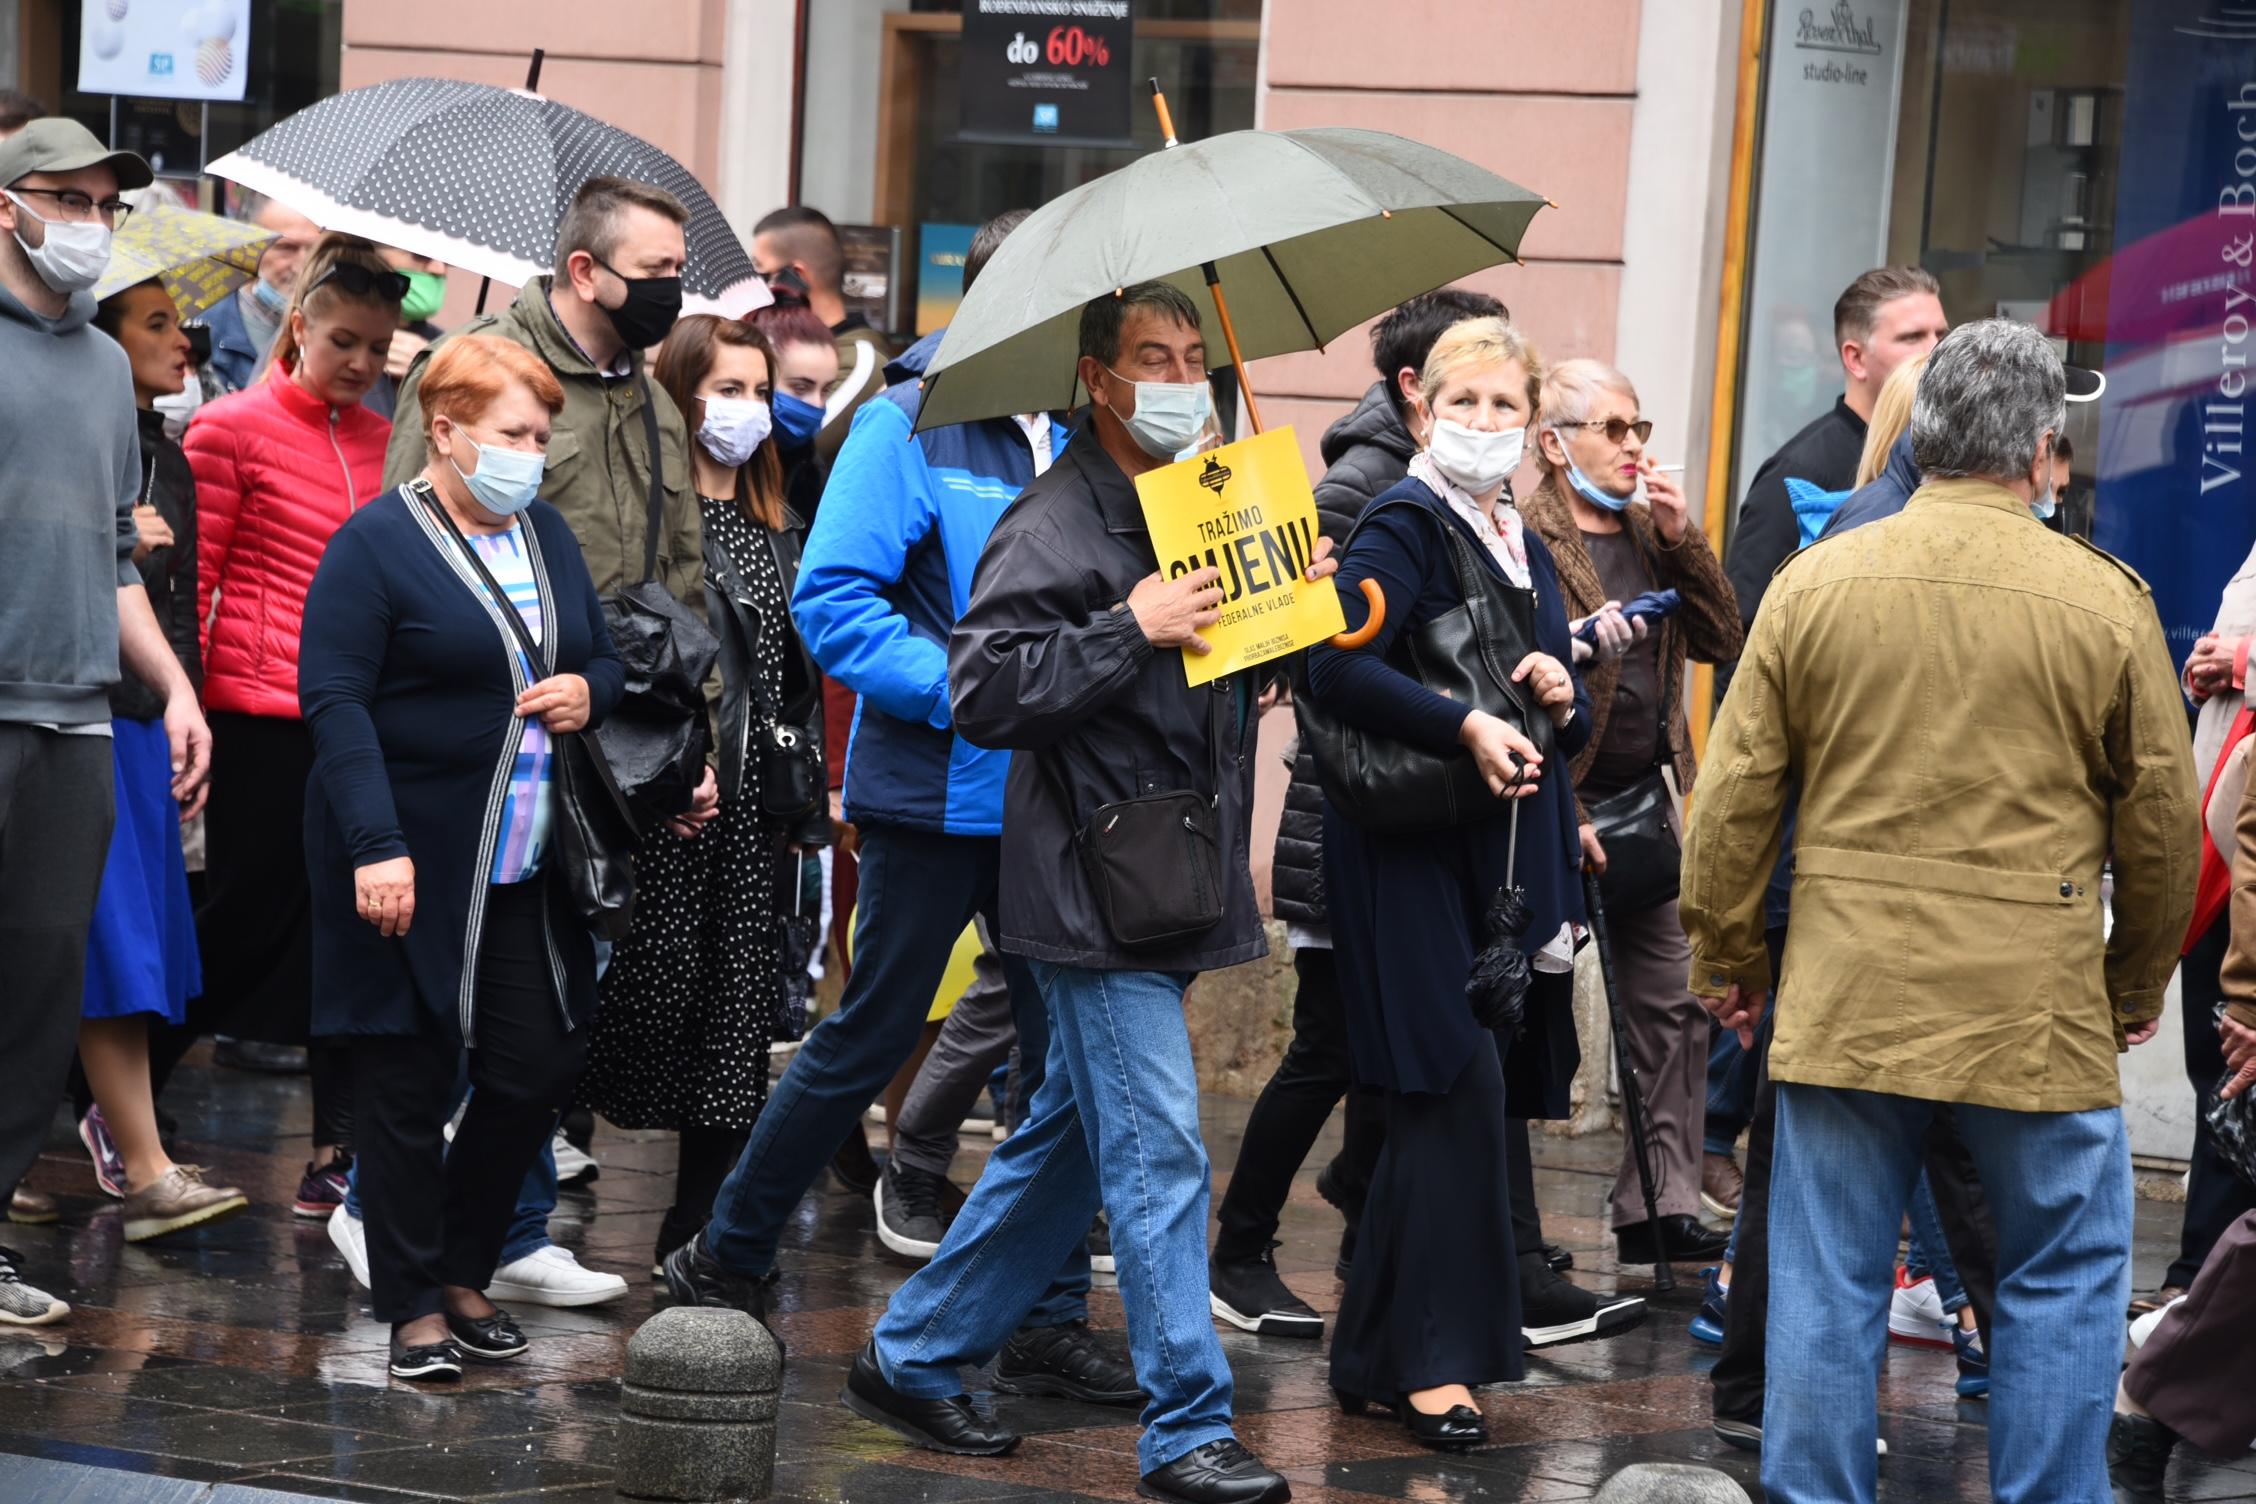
[
  {"xmin": 1105, "ymin": 367, "xmax": 1213, "ymax": 459},
  {"xmin": 4, "ymin": 192, "xmax": 114, "ymax": 294},
  {"xmin": 699, "ymin": 395, "xmax": 773, "ymax": 470},
  {"xmin": 154, "ymin": 368, "xmax": 205, "ymax": 440},
  {"xmin": 1427, "ymin": 417, "xmax": 1526, "ymax": 495}
]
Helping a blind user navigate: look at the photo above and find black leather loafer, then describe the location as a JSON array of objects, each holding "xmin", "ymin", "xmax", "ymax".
[
  {"xmin": 840, "ymin": 1341, "xmax": 1018, "ymax": 1456},
  {"xmin": 1137, "ymin": 1438, "xmax": 1290, "ymax": 1503},
  {"xmin": 388, "ymin": 1334, "xmax": 463, "ymax": 1382},
  {"xmin": 1614, "ymin": 1214, "xmax": 1731, "ymax": 1265},
  {"xmin": 445, "ymin": 1306, "xmax": 528, "ymax": 1361},
  {"xmin": 662, "ymin": 1236, "xmax": 780, "ymax": 1329},
  {"xmin": 996, "ymin": 1318, "xmax": 1146, "ymax": 1405},
  {"xmin": 1403, "ymin": 1400, "xmax": 1486, "ymax": 1451}
]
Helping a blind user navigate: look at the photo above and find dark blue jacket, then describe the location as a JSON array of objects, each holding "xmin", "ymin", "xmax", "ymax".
[
  {"xmin": 791, "ymin": 331, "xmax": 1069, "ymax": 836},
  {"xmin": 1308, "ymin": 478, "xmax": 1591, "ymax": 1099},
  {"xmin": 300, "ymin": 486, "xmax": 624, "ymax": 1043},
  {"xmin": 198, "ymin": 286, "xmax": 270, "ymax": 396}
]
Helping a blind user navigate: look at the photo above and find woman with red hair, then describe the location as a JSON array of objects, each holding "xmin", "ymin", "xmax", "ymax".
[{"xmin": 298, "ymin": 333, "xmax": 625, "ymax": 1381}]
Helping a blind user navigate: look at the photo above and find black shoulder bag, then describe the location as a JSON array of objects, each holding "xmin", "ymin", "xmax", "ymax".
[
  {"xmin": 1072, "ymin": 686, "xmax": 1230, "ymax": 949},
  {"xmin": 1298, "ymin": 497, "xmax": 1553, "ymax": 836},
  {"xmin": 1587, "ymin": 600, "xmax": 1681, "ymax": 917},
  {"xmin": 592, "ymin": 381, "xmax": 723, "ymax": 827},
  {"xmin": 712, "ymin": 536, "xmax": 825, "ymax": 821},
  {"xmin": 415, "ymin": 481, "xmax": 641, "ymax": 941}
]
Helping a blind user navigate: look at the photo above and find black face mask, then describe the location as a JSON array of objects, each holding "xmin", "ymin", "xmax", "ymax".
[
  {"xmin": 592, "ymin": 256, "xmax": 683, "ymax": 349},
  {"xmin": 765, "ymin": 266, "xmax": 811, "ymax": 309}
]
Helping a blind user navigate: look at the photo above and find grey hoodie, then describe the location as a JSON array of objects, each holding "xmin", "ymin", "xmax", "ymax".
[{"xmin": 0, "ymin": 279, "xmax": 140, "ymax": 725}]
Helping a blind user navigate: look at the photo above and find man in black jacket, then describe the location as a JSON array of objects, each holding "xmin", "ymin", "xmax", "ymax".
[
  {"xmin": 842, "ymin": 283, "xmax": 1335, "ymax": 1504},
  {"xmin": 1208, "ymin": 288, "xmax": 1502, "ymax": 1340}
]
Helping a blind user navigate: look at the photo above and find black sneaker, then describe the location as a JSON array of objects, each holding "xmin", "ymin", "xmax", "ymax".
[
  {"xmin": 875, "ymin": 1159, "xmax": 949, "ymax": 1261},
  {"xmin": 1209, "ymin": 1246, "xmax": 1323, "ymax": 1338},
  {"xmin": 1518, "ymin": 1252, "xmax": 1645, "ymax": 1349},
  {"xmin": 840, "ymin": 1340, "xmax": 1018, "ymax": 1456},
  {"xmin": 2107, "ymin": 1410, "xmax": 2178, "ymax": 1500},
  {"xmin": 1138, "ymin": 1438, "xmax": 1290, "ymax": 1504},
  {"xmin": 830, "ymin": 1128, "xmax": 880, "ymax": 1197},
  {"xmin": 662, "ymin": 1235, "xmax": 780, "ymax": 1329},
  {"xmin": 996, "ymin": 1318, "xmax": 1145, "ymax": 1405}
]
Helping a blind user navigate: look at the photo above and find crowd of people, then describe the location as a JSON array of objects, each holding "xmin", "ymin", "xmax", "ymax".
[{"xmin": 0, "ymin": 100, "xmax": 2250, "ymax": 1504}]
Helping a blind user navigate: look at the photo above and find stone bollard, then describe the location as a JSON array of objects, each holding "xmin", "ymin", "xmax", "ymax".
[
  {"xmin": 614, "ymin": 1306, "xmax": 781, "ymax": 1502},
  {"xmin": 1594, "ymin": 1463, "xmax": 1753, "ymax": 1504}
]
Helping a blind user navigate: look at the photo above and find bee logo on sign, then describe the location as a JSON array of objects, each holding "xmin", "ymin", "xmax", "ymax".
[{"xmin": 1197, "ymin": 456, "xmax": 1232, "ymax": 495}]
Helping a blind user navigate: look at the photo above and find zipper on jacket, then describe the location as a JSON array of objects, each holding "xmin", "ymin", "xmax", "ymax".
[{"xmin": 326, "ymin": 408, "xmax": 360, "ymax": 513}]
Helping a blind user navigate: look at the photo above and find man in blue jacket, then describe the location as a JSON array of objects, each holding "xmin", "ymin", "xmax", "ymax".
[{"xmin": 664, "ymin": 211, "xmax": 1137, "ymax": 1409}]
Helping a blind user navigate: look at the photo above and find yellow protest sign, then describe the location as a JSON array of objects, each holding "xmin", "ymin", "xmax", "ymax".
[{"xmin": 1136, "ymin": 426, "xmax": 1346, "ymax": 687}]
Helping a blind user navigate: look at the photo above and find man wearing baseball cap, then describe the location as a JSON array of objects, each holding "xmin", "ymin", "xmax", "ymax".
[{"xmin": 0, "ymin": 118, "xmax": 210, "ymax": 1324}]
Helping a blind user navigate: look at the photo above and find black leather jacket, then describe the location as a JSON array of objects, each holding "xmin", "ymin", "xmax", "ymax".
[
  {"xmin": 114, "ymin": 407, "xmax": 202, "ymax": 721},
  {"xmin": 703, "ymin": 508, "xmax": 828, "ymax": 847}
]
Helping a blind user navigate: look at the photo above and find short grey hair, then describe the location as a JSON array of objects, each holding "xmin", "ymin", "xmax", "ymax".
[
  {"xmin": 1909, "ymin": 320, "xmax": 2065, "ymax": 481},
  {"xmin": 1539, "ymin": 358, "xmax": 1637, "ymax": 429}
]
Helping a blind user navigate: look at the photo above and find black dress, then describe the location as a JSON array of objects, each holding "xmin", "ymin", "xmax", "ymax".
[{"xmin": 581, "ymin": 497, "xmax": 794, "ymax": 1135}]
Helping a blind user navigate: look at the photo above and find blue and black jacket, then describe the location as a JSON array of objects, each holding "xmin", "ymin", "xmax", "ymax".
[{"xmin": 790, "ymin": 331, "xmax": 1070, "ymax": 836}]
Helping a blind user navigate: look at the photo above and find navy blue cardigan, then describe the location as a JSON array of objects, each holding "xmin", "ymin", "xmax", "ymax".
[
  {"xmin": 1307, "ymin": 477, "xmax": 1592, "ymax": 1099},
  {"xmin": 299, "ymin": 485, "xmax": 625, "ymax": 1043}
]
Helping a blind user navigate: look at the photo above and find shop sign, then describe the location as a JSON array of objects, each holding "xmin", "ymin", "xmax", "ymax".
[
  {"xmin": 960, "ymin": 0, "xmax": 1136, "ymax": 148},
  {"xmin": 79, "ymin": 0, "xmax": 251, "ymax": 105},
  {"xmin": 1731, "ymin": 0, "xmax": 1911, "ymax": 505},
  {"xmin": 2095, "ymin": 1, "xmax": 2256, "ymax": 655}
]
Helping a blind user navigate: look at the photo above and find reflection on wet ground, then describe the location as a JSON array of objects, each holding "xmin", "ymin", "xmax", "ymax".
[{"xmin": 0, "ymin": 1049, "xmax": 2245, "ymax": 1501}]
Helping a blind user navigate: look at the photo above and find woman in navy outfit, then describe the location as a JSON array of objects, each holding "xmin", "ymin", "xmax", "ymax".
[
  {"xmin": 298, "ymin": 334, "xmax": 624, "ymax": 1382},
  {"xmin": 1307, "ymin": 318, "xmax": 1604, "ymax": 1448}
]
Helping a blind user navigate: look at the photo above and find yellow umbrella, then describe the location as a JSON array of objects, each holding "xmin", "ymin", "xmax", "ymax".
[{"xmin": 94, "ymin": 193, "xmax": 275, "ymax": 316}]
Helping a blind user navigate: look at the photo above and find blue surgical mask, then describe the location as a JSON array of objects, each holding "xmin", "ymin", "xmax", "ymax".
[
  {"xmin": 1106, "ymin": 368, "xmax": 1213, "ymax": 459},
  {"xmin": 251, "ymin": 277, "xmax": 288, "ymax": 316},
  {"xmin": 1559, "ymin": 449, "xmax": 1645, "ymax": 514},
  {"xmin": 451, "ymin": 431, "xmax": 545, "ymax": 516},
  {"xmin": 772, "ymin": 390, "xmax": 824, "ymax": 449},
  {"xmin": 2032, "ymin": 488, "xmax": 2057, "ymax": 521}
]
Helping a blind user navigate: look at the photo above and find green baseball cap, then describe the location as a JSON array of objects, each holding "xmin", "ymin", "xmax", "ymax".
[{"xmin": 0, "ymin": 117, "xmax": 154, "ymax": 193}]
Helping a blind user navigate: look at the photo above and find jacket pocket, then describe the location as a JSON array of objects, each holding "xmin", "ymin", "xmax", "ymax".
[
  {"xmin": 1794, "ymin": 847, "xmax": 2081, "ymax": 906},
  {"xmin": 541, "ymin": 427, "xmax": 586, "ymax": 495}
]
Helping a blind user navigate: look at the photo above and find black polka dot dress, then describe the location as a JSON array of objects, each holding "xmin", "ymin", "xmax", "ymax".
[{"xmin": 580, "ymin": 499, "xmax": 793, "ymax": 1131}]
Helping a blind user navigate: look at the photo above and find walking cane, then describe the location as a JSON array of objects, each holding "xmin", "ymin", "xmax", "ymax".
[{"xmin": 1581, "ymin": 870, "xmax": 1675, "ymax": 1292}]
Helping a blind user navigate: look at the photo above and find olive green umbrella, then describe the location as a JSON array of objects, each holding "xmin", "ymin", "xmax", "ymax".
[{"xmin": 912, "ymin": 121, "xmax": 1548, "ymax": 434}]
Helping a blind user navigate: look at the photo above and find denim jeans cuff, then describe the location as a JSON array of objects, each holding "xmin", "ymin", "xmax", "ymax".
[
  {"xmin": 875, "ymin": 1341, "xmax": 967, "ymax": 1401},
  {"xmin": 495, "ymin": 1235, "xmax": 548, "ymax": 1269}
]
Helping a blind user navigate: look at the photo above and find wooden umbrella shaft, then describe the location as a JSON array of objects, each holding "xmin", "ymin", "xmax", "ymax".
[{"xmin": 1202, "ymin": 262, "xmax": 1263, "ymax": 435}]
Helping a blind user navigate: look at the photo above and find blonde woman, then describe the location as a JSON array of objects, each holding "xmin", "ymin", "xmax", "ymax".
[{"xmin": 1816, "ymin": 352, "xmax": 1929, "ymax": 537}]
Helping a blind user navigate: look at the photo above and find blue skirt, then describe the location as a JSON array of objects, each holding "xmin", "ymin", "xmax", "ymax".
[{"xmin": 82, "ymin": 717, "xmax": 202, "ymax": 1022}]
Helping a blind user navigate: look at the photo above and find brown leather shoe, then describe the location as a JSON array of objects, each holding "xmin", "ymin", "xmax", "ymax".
[
  {"xmin": 2128, "ymin": 1285, "xmax": 2187, "ymax": 1318},
  {"xmin": 6, "ymin": 1188, "xmax": 57, "ymax": 1226},
  {"xmin": 121, "ymin": 1166, "xmax": 248, "ymax": 1243},
  {"xmin": 1701, "ymin": 1152, "xmax": 1745, "ymax": 1219}
]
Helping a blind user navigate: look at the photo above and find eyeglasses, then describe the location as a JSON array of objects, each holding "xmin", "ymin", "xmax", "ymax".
[
  {"xmin": 1554, "ymin": 417, "xmax": 1654, "ymax": 446},
  {"xmin": 9, "ymin": 187, "xmax": 133, "ymax": 227},
  {"xmin": 308, "ymin": 262, "xmax": 412, "ymax": 303}
]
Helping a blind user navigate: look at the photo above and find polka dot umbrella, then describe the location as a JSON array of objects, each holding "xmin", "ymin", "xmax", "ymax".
[{"xmin": 205, "ymin": 75, "xmax": 767, "ymax": 316}]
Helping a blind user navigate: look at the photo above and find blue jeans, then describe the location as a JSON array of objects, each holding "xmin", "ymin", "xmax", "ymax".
[
  {"xmin": 701, "ymin": 827, "xmax": 1088, "ymax": 1325},
  {"xmin": 1903, "ymin": 1171, "xmax": 1968, "ymax": 1314},
  {"xmin": 1765, "ymin": 1084, "xmax": 2129, "ymax": 1504},
  {"xmin": 1706, "ymin": 1022, "xmax": 1762, "ymax": 1155},
  {"xmin": 874, "ymin": 964, "xmax": 1235, "ymax": 1475},
  {"xmin": 345, "ymin": 1094, "xmax": 555, "ymax": 1265}
]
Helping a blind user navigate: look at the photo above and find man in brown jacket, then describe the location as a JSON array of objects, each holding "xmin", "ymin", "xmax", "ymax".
[
  {"xmin": 1524, "ymin": 357, "xmax": 1742, "ymax": 1266},
  {"xmin": 1682, "ymin": 319, "xmax": 2198, "ymax": 1504}
]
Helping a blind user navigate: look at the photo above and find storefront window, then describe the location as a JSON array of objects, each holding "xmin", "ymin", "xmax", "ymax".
[{"xmin": 798, "ymin": 0, "xmax": 1259, "ymax": 342}]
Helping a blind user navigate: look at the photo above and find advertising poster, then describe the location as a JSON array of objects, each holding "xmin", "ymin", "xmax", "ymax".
[
  {"xmin": 79, "ymin": 0, "xmax": 250, "ymax": 104},
  {"xmin": 959, "ymin": 0, "xmax": 1135, "ymax": 148},
  {"xmin": 917, "ymin": 222, "xmax": 977, "ymax": 335},
  {"xmin": 1136, "ymin": 428, "xmax": 1345, "ymax": 686},
  {"xmin": 2091, "ymin": 0, "xmax": 2256, "ymax": 657}
]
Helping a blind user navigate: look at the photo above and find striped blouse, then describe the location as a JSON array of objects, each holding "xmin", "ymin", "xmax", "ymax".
[{"xmin": 468, "ymin": 528, "xmax": 552, "ymax": 884}]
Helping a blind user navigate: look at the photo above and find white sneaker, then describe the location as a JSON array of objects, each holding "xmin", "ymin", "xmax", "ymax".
[
  {"xmin": 1887, "ymin": 1268, "xmax": 1953, "ymax": 1350},
  {"xmin": 485, "ymin": 1244, "xmax": 627, "ymax": 1307},
  {"xmin": 2129, "ymin": 1294, "xmax": 2184, "ymax": 1349},
  {"xmin": 0, "ymin": 1249, "xmax": 66, "ymax": 1326},
  {"xmin": 552, "ymin": 1130, "xmax": 599, "ymax": 1186},
  {"xmin": 328, "ymin": 1205, "xmax": 370, "ymax": 1290}
]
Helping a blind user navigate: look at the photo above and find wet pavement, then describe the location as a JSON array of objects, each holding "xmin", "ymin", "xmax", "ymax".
[{"xmin": 0, "ymin": 1047, "xmax": 2248, "ymax": 1502}]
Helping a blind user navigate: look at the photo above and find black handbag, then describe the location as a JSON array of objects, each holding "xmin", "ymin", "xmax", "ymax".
[
  {"xmin": 1299, "ymin": 495, "xmax": 1553, "ymax": 835},
  {"xmin": 1587, "ymin": 592, "xmax": 1683, "ymax": 916},
  {"xmin": 1072, "ymin": 688, "xmax": 1230, "ymax": 949},
  {"xmin": 2206, "ymin": 1001, "xmax": 2256, "ymax": 1191},
  {"xmin": 710, "ymin": 537, "xmax": 824, "ymax": 821},
  {"xmin": 593, "ymin": 381, "xmax": 723, "ymax": 828},
  {"xmin": 415, "ymin": 481, "xmax": 640, "ymax": 941}
]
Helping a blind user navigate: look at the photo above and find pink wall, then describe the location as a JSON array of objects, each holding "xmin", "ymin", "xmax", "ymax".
[{"xmin": 1252, "ymin": 0, "xmax": 1641, "ymax": 480}]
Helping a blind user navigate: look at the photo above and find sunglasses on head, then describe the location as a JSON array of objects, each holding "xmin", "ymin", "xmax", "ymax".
[
  {"xmin": 308, "ymin": 262, "xmax": 411, "ymax": 303},
  {"xmin": 1554, "ymin": 417, "xmax": 1654, "ymax": 446}
]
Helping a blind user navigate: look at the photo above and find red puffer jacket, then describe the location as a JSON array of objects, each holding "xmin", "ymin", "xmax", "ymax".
[{"xmin": 186, "ymin": 374, "xmax": 393, "ymax": 719}]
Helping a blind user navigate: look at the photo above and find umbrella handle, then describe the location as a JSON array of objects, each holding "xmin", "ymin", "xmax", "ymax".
[{"xmin": 1328, "ymin": 579, "xmax": 1385, "ymax": 649}]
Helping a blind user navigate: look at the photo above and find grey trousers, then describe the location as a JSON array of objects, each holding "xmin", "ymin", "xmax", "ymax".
[
  {"xmin": 1607, "ymin": 895, "xmax": 1707, "ymax": 1227},
  {"xmin": 891, "ymin": 926, "xmax": 1018, "ymax": 1180},
  {"xmin": 0, "ymin": 724, "xmax": 115, "ymax": 1202}
]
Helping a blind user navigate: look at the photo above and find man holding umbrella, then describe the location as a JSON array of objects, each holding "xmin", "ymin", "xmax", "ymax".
[{"xmin": 835, "ymin": 282, "xmax": 1332, "ymax": 1504}]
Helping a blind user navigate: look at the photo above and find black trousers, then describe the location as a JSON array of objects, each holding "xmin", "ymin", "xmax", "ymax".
[
  {"xmin": 1712, "ymin": 928, "xmax": 2000, "ymax": 1424},
  {"xmin": 2171, "ymin": 917, "xmax": 2256, "ymax": 1289},
  {"xmin": 657, "ymin": 1124, "xmax": 754, "ymax": 1264},
  {"xmin": 0, "ymin": 725, "xmax": 113, "ymax": 1203},
  {"xmin": 1213, "ymin": 948, "xmax": 1384, "ymax": 1263},
  {"xmin": 1332, "ymin": 1039, "xmax": 1522, "ymax": 1398},
  {"xmin": 353, "ymin": 883, "xmax": 586, "ymax": 1324}
]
